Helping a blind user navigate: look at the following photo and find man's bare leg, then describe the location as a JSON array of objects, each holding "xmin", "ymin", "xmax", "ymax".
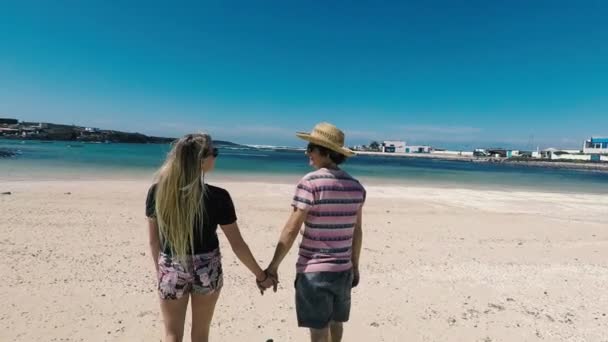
[
  {"xmin": 329, "ymin": 321, "xmax": 343, "ymax": 342},
  {"xmin": 310, "ymin": 327, "xmax": 330, "ymax": 342}
]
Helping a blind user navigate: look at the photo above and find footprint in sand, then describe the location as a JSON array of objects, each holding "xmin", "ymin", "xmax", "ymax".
[{"xmin": 488, "ymin": 303, "xmax": 505, "ymax": 311}]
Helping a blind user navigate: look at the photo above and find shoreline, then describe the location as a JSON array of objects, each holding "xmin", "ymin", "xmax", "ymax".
[
  {"xmin": 2, "ymin": 176, "xmax": 608, "ymax": 197},
  {"xmin": 503, "ymin": 159, "xmax": 608, "ymax": 171},
  {"xmin": 355, "ymin": 151, "xmax": 608, "ymax": 172},
  {"xmin": 356, "ymin": 150, "xmax": 475, "ymax": 160}
]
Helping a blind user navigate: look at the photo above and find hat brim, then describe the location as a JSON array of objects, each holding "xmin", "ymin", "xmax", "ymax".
[{"xmin": 296, "ymin": 132, "xmax": 356, "ymax": 157}]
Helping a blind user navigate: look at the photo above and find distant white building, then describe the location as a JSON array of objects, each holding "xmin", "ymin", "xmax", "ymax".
[
  {"xmin": 539, "ymin": 148, "xmax": 592, "ymax": 161},
  {"xmin": 405, "ymin": 145, "xmax": 432, "ymax": 153},
  {"xmin": 381, "ymin": 140, "xmax": 406, "ymax": 153},
  {"xmin": 85, "ymin": 127, "xmax": 100, "ymax": 133},
  {"xmin": 0, "ymin": 127, "xmax": 19, "ymax": 135},
  {"xmin": 380, "ymin": 141, "xmax": 433, "ymax": 153},
  {"xmin": 583, "ymin": 137, "xmax": 608, "ymax": 154},
  {"xmin": 540, "ymin": 148, "xmax": 563, "ymax": 159}
]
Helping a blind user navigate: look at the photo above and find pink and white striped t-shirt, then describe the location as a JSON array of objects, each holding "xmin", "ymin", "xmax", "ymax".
[{"xmin": 292, "ymin": 168, "xmax": 366, "ymax": 273}]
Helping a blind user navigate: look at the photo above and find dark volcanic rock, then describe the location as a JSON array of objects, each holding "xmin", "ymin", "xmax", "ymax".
[{"xmin": 0, "ymin": 149, "xmax": 17, "ymax": 158}]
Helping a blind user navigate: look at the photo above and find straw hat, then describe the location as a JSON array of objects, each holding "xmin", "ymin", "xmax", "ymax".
[{"xmin": 296, "ymin": 122, "xmax": 355, "ymax": 157}]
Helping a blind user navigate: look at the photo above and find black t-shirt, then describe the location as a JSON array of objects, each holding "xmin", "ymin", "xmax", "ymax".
[{"xmin": 145, "ymin": 183, "xmax": 237, "ymax": 254}]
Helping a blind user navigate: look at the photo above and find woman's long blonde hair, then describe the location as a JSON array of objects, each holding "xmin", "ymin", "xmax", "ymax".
[{"xmin": 155, "ymin": 133, "xmax": 212, "ymax": 260}]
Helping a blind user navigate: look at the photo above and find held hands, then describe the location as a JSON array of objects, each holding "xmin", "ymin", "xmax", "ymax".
[{"xmin": 256, "ymin": 268, "xmax": 279, "ymax": 295}]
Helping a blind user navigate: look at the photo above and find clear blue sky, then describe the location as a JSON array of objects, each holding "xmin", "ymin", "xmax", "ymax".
[{"xmin": 1, "ymin": 1, "xmax": 606, "ymax": 149}]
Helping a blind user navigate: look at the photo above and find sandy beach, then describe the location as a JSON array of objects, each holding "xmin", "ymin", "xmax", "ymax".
[{"xmin": 1, "ymin": 178, "xmax": 607, "ymax": 342}]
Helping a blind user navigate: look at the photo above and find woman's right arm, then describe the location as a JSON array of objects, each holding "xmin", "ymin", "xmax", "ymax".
[
  {"xmin": 148, "ymin": 218, "xmax": 160, "ymax": 273},
  {"xmin": 220, "ymin": 222, "xmax": 267, "ymax": 282}
]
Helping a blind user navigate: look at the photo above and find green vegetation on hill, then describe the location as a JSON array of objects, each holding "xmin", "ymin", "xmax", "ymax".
[{"xmin": 0, "ymin": 119, "xmax": 243, "ymax": 146}]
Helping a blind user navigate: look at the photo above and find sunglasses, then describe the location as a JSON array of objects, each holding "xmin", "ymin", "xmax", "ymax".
[
  {"xmin": 207, "ymin": 147, "xmax": 219, "ymax": 158},
  {"xmin": 306, "ymin": 143, "xmax": 321, "ymax": 153}
]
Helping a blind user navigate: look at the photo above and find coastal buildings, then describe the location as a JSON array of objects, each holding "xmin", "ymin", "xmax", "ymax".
[
  {"xmin": 583, "ymin": 137, "xmax": 608, "ymax": 154},
  {"xmin": 475, "ymin": 148, "xmax": 530, "ymax": 158},
  {"xmin": 405, "ymin": 145, "xmax": 432, "ymax": 153},
  {"xmin": 534, "ymin": 147, "xmax": 608, "ymax": 161},
  {"xmin": 0, "ymin": 118, "xmax": 173, "ymax": 143},
  {"xmin": 0, "ymin": 118, "xmax": 27, "ymax": 137},
  {"xmin": 542, "ymin": 149, "xmax": 587, "ymax": 160},
  {"xmin": 0, "ymin": 119, "xmax": 44, "ymax": 137},
  {"xmin": 353, "ymin": 137, "xmax": 607, "ymax": 163},
  {"xmin": 527, "ymin": 138, "xmax": 608, "ymax": 162},
  {"xmin": 380, "ymin": 141, "xmax": 432, "ymax": 153},
  {"xmin": 381, "ymin": 140, "xmax": 406, "ymax": 153}
]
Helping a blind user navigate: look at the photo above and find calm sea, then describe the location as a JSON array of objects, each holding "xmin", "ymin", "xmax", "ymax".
[{"xmin": 1, "ymin": 139, "xmax": 608, "ymax": 193}]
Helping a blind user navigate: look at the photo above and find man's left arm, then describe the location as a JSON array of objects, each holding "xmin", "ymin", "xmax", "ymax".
[{"xmin": 351, "ymin": 207, "xmax": 363, "ymax": 287}]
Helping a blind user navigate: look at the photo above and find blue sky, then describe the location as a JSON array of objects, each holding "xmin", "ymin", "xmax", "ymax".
[{"xmin": 0, "ymin": 1, "xmax": 607, "ymax": 149}]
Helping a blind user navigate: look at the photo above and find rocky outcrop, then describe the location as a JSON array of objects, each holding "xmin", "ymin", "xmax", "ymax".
[
  {"xmin": 1, "ymin": 121, "xmax": 244, "ymax": 146},
  {"xmin": 0, "ymin": 148, "xmax": 17, "ymax": 158}
]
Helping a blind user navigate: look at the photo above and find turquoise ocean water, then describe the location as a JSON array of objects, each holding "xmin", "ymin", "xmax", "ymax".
[{"xmin": 1, "ymin": 139, "xmax": 607, "ymax": 193}]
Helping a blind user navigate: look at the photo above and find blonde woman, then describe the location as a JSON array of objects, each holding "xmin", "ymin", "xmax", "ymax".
[{"xmin": 145, "ymin": 133, "xmax": 275, "ymax": 342}]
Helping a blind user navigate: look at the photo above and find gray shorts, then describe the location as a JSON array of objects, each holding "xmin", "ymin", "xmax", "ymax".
[{"xmin": 294, "ymin": 270, "xmax": 353, "ymax": 329}]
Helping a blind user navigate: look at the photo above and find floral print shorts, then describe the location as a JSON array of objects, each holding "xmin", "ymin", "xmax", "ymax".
[{"xmin": 157, "ymin": 249, "xmax": 223, "ymax": 300}]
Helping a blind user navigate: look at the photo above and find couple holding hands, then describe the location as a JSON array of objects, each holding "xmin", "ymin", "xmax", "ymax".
[{"xmin": 146, "ymin": 122, "xmax": 365, "ymax": 342}]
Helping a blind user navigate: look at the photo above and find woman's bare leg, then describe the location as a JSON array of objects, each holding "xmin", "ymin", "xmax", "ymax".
[
  {"xmin": 190, "ymin": 290, "xmax": 221, "ymax": 342},
  {"xmin": 160, "ymin": 295, "xmax": 190, "ymax": 342}
]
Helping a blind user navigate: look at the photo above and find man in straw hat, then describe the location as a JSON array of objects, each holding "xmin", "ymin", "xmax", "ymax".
[{"xmin": 263, "ymin": 122, "xmax": 366, "ymax": 342}]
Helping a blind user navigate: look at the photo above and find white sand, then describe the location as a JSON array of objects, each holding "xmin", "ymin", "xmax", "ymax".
[{"xmin": 0, "ymin": 179, "xmax": 607, "ymax": 341}]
